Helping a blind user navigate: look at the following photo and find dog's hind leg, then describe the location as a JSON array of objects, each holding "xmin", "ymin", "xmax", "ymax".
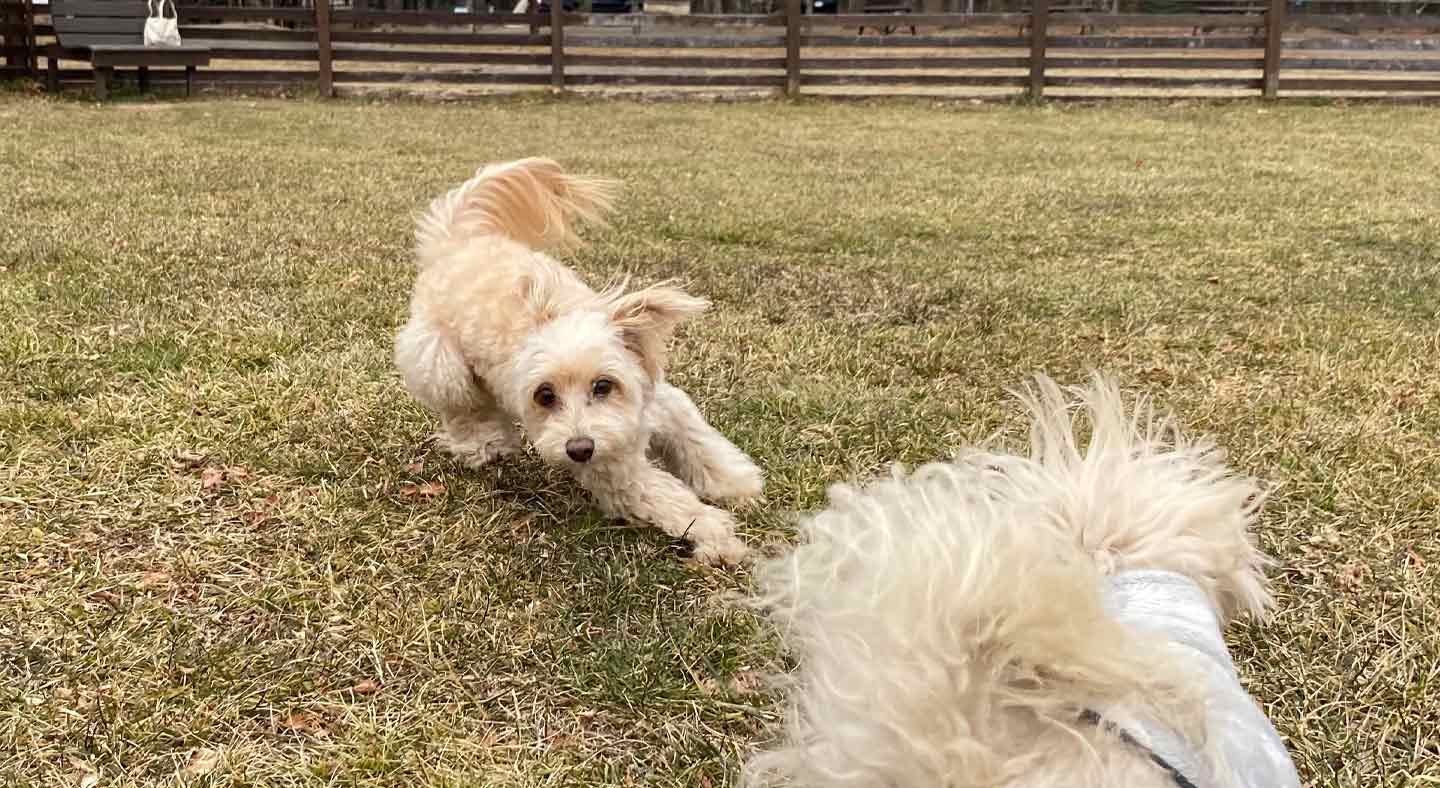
[
  {"xmin": 433, "ymin": 406, "xmax": 521, "ymax": 469},
  {"xmin": 648, "ymin": 383, "xmax": 763, "ymax": 504},
  {"xmin": 395, "ymin": 318, "xmax": 520, "ymax": 468}
]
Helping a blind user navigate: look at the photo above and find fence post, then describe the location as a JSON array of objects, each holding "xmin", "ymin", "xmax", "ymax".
[
  {"xmin": 27, "ymin": 0, "xmax": 36, "ymax": 75},
  {"xmin": 21, "ymin": 0, "xmax": 36, "ymax": 76},
  {"xmin": 785, "ymin": 0, "xmax": 799, "ymax": 97},
  {"xmin": 315, "ymin": 0, "xmax": 333, "ymax": 97},
  {"xmin": 550, "ymin": 0, "xmax": 564, "ymax": 90},
  {"xmin": 1262, "ymin": 0, "xmax": 1284, "ymax": 98},
  {"xmin": 1027, "ymin": 0, "xmax": 1048, "ymax": 100}
]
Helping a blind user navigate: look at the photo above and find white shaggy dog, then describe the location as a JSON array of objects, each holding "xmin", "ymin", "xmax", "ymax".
[
  {"xmin": 746, "ymin": 374, "xmax": 1301, "ymax": 788},
  {"xmin": 395, "ymin": 158, "xmax": 762, "ymax": 565}
]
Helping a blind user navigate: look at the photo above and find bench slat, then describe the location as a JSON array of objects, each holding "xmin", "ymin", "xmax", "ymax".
[
  {"xmin": 91, "ymin": 45, "xmax": 211, "ymax": 66},
  {"xmin": 53, "ymin": 17, "xmax": 145, "ymax": 34},
  {"xmin": 56, "ymin": 33, "xmax": 142, "ymax": 45},
  {"xmin": 50, "ymin": 0, "xmax": 150, "ymax": 18},
  {"xmin": 90, "ymin": 43, "xmax": 211, "ymax": 50}
]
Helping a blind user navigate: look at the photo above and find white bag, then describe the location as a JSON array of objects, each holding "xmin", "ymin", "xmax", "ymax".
[{"xmin": 144, "ymin": 0, "xmax": 182, "ymax": 47}]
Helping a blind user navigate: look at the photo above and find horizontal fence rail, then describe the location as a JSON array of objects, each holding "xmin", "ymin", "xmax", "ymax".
[{"xmin": 12, "ymin": 0, "xmax": 1440, "ymax": 100}]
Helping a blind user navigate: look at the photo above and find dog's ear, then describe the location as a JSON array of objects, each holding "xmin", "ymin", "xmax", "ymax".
[{"xmin": 606, "ymin": 283, "xmax": 709, "ymax": 379}]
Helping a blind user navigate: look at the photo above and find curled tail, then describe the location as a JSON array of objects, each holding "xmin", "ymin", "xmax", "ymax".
[{"xmin": 414, "ymin": 157, "xmax": 619, "ymax": 264}]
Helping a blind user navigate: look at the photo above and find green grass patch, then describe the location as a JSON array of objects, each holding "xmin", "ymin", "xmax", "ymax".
[{"xmin": 2, "ymin": 94, "xmax": 1438, "ymax": 786}]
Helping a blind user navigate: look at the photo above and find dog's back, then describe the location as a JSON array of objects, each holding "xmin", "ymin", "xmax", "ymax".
[{"xmin": 746, "ymin": 374, "xmax": 1299, "ymax": 788}]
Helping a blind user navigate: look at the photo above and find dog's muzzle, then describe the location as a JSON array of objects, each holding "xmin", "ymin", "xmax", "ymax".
[{"xmin": 565, "ymin": 437, "xmax": 595, "ymax": 463}]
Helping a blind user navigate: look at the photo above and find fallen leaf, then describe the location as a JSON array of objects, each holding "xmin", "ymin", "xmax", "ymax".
[
  {"xmin": 350, "ymin": 679, "xmax": 380, "ymax": 696},
  {"xmin": 1206, "ymin": 275, "xmax": 1221, "ymax": 284},
  {"xmin": 1390, "ymin": 385, "xmax": 1421, "ymax": 409},
  {"xmin": 69, "ymin": 759, "xmax": 98, "ymax": 788},
  {"xmin": 279, "ymin": 711, "xmax": 323, "ymax": 735},
  {"xmin": 1338, "ymin": 562, "xmax": 1370, "ymax": 592},
  {"xmin": 137, "ymin": 571, "xmax": 170, "ymax": 590},
  {"xmin": 405, "ymin": 460, "xmax": 425, "ymax": 474},
  {"xmin": 728, "ymin": 671, "xmax": 764, "ymax": 696},
  {"xmin": 171, "ymin": 450, "xmax": 207, "ymax": 470},
  {"xmin": 183, "ymin": 748, "xmax": 221, "ymax": 776},
  {"xmin": 474, "ymin": 727, "xmax": 504, "ymax": 747},
  {"xmin": 241, "ymin": 510, "xmax": 269, "ymax": 528},
  {"xmin": 201, "ymin": 466, "xmax": 252, "ymax": 491},
  {"xmin": 399, "ymin": 481, "xmax": 446, "ymax": 499}
]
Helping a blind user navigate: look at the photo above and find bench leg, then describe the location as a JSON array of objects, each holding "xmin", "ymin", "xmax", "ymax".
[
  {"xmin": 47, "ymin": 54, "xmax": 58, "ymax": 92},
  {"xmin": 95, "ymin": 66, "xmax": 111, "ymax": 101},
  {"xmin": 138, "ymin": 66, "xmax": 150, "ymax": 93},
  {"xmin": 185, "ymin": 65, "xmax": 196, "ymax": 97}
]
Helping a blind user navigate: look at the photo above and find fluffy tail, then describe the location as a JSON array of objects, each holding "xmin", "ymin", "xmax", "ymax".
[
  {"xmin": 1004, "ymin": 372, "xmax": 1273, "ymax": 620},
  {"xmin": 414, "ymin": 157, "xmax": 619, "ymax": 264},
  {"xmin": 745, "ymin": 373, "xmax": 1275, "ymax": 787}
]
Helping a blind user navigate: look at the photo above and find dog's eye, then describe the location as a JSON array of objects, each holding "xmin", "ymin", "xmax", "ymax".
[
  {"xmin": 591, "ymin": 378, "xmax": 614, "ymax": 399},
  {"xmin": 534, "ymin": 385, "xmax": 557, "ymax": 408}
]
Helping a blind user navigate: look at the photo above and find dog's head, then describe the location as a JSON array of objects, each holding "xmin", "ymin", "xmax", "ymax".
[{"xmin": 504, "ymin": 282, "xmax": 708, "ymax": 468}]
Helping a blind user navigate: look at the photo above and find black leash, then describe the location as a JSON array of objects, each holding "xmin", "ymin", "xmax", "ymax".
[{"xmin": 1079, "ymin": 709, "xmax": 1200, "ymax": 788}]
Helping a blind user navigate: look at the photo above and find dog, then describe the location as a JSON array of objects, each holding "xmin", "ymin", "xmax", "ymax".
[
  {"xmin": 394, "ymin": 158, "xmax": 762, "ymax": 565},
  {"xmin": 745, "ymin": 373, "xmax": 1301, "ymax": 787}
]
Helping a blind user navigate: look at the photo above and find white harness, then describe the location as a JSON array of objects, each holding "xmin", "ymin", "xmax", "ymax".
[{"xmin": 1093, "ymin": 571, "xmax": 1302, "ymax": 788}]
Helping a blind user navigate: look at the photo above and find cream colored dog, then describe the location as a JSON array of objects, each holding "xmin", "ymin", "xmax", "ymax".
[
  {"xmin": 395, "ymin": 158, "xmax": 762, "ymax": 565},
  {"xmin": 746, "ymin": 374, "xmax": 1301, "ymax": 788}
]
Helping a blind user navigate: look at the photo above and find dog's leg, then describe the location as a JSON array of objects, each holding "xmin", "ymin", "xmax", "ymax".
[
  {"xmin": 396, "ymin": 318, "xmax": 521, "ymax": 468},
  {"xmin": 577, "ymin": 455, "xmax": 749, "ymax": 566},
  {"xmin": 435, "ymin": 408, "xmax": 521, "ymax": 469},
  {"xmin": 647, "ymin": 383, "xmax": 764, "ymax": 504}
]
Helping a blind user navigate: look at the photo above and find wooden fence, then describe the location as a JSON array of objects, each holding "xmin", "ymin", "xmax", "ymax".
[
  {"xmin": 1, "ymin": 0, "xmax": 36, "ymax": 78},
  {"xmin": 12, "ymin": 0, "xmax": 1440, "ymax": 99}
]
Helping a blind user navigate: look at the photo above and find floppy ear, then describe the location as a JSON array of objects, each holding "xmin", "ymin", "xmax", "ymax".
[{"xmin": 606, "ymin": 283, "xmax": 709, "ymax": 380}]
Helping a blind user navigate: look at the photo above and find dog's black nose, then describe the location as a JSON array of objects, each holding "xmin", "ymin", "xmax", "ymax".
[{"xmin": 565, "ymin": 437, "xmax": 595, "ymax": 463}]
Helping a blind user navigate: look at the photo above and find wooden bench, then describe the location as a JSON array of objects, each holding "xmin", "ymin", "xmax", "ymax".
[{"xmin": 47, "ymin": 0, "xmax": 210, "ymax": 99}]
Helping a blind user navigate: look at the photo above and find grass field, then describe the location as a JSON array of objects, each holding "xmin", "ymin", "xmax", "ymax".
[{"xmin": 2, "ymin": 92, "xmax": 1438, "ymax": 787}]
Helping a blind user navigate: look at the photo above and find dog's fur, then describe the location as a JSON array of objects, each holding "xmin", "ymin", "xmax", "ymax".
[
  {"xmin": 395, "ymin": 158, "xmax": 762, "ymax": 565},
  {"xmin": 746, "ymin": 373, "xmax": 1292, "ymax": 787}
]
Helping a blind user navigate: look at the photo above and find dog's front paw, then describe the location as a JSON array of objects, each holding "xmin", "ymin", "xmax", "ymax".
[
  {"xmin": 433, "ymin": 430, "xmax": 520, "ymax": 469},
  {"xmin": 705, "ymin": 463, "xmax": 765, "ymax": 507},
  {"xmin": 684, "ymin": 508, "xmax": 750, "ymax": 567}
]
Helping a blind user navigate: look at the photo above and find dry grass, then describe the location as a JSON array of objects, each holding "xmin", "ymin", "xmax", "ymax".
[{"xmin": 1, "ymin": 92, "xmax": 1438, "ymax": 786}]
